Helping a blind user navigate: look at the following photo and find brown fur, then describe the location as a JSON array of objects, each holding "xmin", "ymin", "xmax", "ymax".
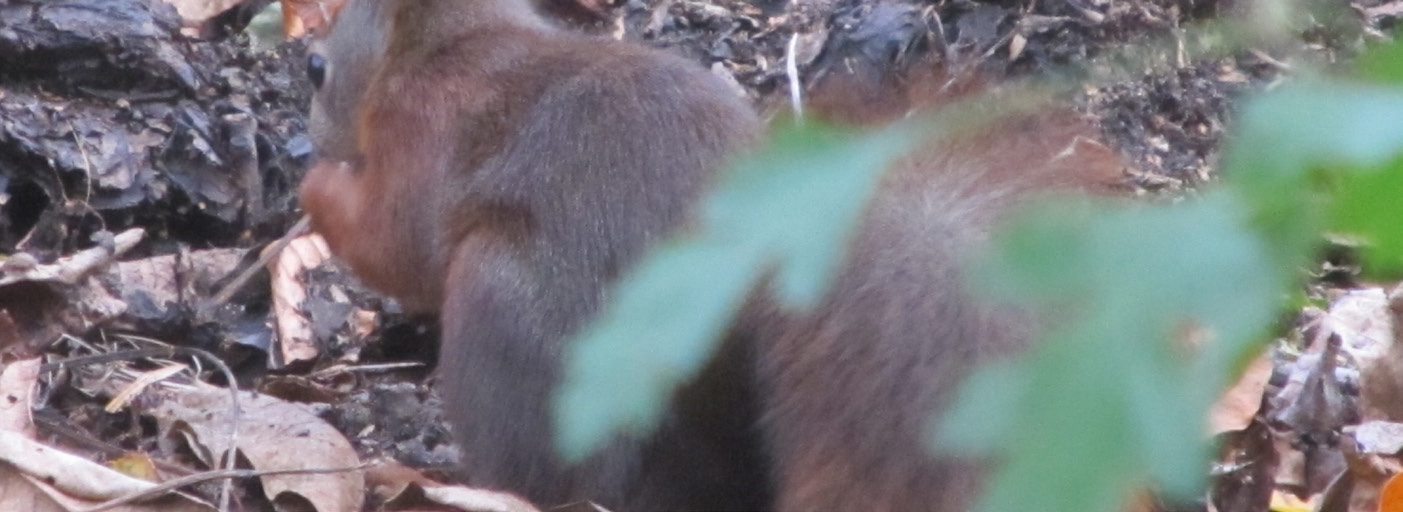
[
  {"xmin": 300, "ymin": 0, "xmax": 765, "ymax": 508},
  {"xmin": 759, "ymin": 109, "xmax": 1125, "ymax": 512},
  {"xmin": 299, "ymin": 0, "xmax": 1127, "ymax": 510},
  {"xmin": 760, "ymin": 56, "xmax": 1125, "ymax": 510}
]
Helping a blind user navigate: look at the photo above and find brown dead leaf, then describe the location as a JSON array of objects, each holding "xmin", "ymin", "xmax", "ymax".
[
  {"xmin": 283, "ymin": 0, "xmax": 346, "ymax": 38},
  {"xmin": 1381, "ymin": 470, "xmax": 1403, "ymax": 512},
  {"xmin": 367, "ymin": 460, "xmax": 541, "ymax": 512},
  {"xmin": 0, "ymin": 230, "xmax": 144, "ymax": 351},
  {"xmin": 1207, "ymin": 352, "xmax": 1272, "ymax": 434},
  {"xmin": 150, "ymin": 381, "xmax": 363, "ymax": 512},
  {"xmin": 1210, "ymin": 421, "xmax": 1277, "ymax": 512},
  {"xmin": 0, "ymin": 359, "xmax": 40, "ymax": 436},
  {"xmin": 112, "ymin": 248, "xmax": 242, "ymax": 321},
  {"xmin": 271, "ymin": 234, "xmax": 333, "ymax": 366},
  {"xmin": 111, "ymin": 254, "xmax": 178, "ymax": 320},
  {"xmin": 0, "ymin": 431, "xmax": 212, "ymax": 512},
  {"xmin": 0, "ymin": 359, "xmax": 209, "ymax": 511},
  {"xmin": 0, "ymin": 430, "xmax": 151, "ymax": 499},
  {"xmin": 257, "ymin": 374, "xmax": 349, "ymax": 404}
]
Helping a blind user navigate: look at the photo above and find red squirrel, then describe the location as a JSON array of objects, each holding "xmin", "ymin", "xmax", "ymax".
[
  {"xmin": 300, "ymin": 0, "xmax": 765, "ymax": 508},
  {"xmin": 298, "ymin": 0, "xmax": 1125, "ymax": 510}
]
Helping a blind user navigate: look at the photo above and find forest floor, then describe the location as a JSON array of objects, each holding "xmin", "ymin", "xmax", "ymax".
[{"xmin": 0, "ymin": 0, "xmax": 1399, "ymax": 510}]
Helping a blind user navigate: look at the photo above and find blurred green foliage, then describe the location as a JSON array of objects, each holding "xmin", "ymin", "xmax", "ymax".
[
  {"xmin": 555, "ymin": 121, "xmax": 919, "ymax": 460},
  {"xmin": 552, "ymin": 30, "xmax": 1403, "ymax": 512},
  {"xmin": 944, "ymin": 39, "xmax": 1403, "ymax": 511}
]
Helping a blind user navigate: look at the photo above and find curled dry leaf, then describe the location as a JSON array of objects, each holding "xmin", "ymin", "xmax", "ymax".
[
  {"xmin": 1271, "ymin": 332, "xmax": 1359, "ymax": 442},
  {"xmin": 0, "ymin": 431, "xmax": 213, "ymax": 512},
  {"xmin": 0, "ymin": 230, "xmax": 144, "ymax": 351},
  {"xmin": 270, "ymin": 234, "xmax": 333, "ymax": 366},
  {"xmin": 0, "ymin": 358, "xmax": 40, "ymax": 435},
  {"xmin": 1263, "ymin": 287, "xmax": 1395, "ymax": 439},
  {"xmin": 1326, "ymin": 286, "xmax": 1403, "ymax": 422},
  {"xmin": 0, "ymin": 358, "xmax": 210, "ymax": 511},
  {"xmin": 422, "ymin": 486, "xmax": 547, "ymax": 512},
  {"xmin": 150, "ymin": 381, "xmax": 363, "ymax": 512},
  {"xmin": 366, "ymin": 460, "xmax": 541, "ymax": 512}
]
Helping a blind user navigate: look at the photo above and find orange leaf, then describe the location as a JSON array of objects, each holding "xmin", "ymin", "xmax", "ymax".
[
  {"xmin": 281, "ymin": 0, "xmax": 346, "ymax": 38},
  {"xmin": 1381, "ymin": 472, "xmax": 1403, "ymax": 512}
]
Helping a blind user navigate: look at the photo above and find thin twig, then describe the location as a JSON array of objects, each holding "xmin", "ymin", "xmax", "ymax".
[
  {"xmin": 205, "ymin": 215, "xmax": 312, "ymax": 309},
  {"xmin": 785, "ymin": 32, "xmax": 804, "ymax": 119},
  {"xmin": 80, "ymin": 463, "xmax": 374, "ymax": 512}
]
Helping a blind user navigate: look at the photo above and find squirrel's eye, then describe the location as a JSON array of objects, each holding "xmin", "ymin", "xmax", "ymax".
[{"xmin": 307, "ymin": 53, "xmax": 328, "ymax": 89}]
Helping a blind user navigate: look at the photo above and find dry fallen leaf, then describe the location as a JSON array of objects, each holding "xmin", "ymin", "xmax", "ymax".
[
  {"xmin": 1271, "ymin": 332, "xmax": 1358, "ymax": 442},
  {"xmin": 1381, "ymin": 470, "xmax": 1403, "ymax": 512},
  {"xmin": 0, "ymin": 229, "xmax": 145, "ymax": 289},
  {"xmin": 0, "ymin": 359, "xmax": 39, "ymax": 436},
  {"xmin": 0, "ymin": 436, "xmax": 213, "ymax": 512},
  {"xmin": 150, "ymin": 381, "xmax": 363, "ymax": 512},
  {"xmin": 0, "ymin": 358, "xmax": 210, "ymax": 512},
  {"xmin": 367, "ymin": 460, "xmax": 541, "ymax": 512},
  {"xmin": 283, "ymin": 0, "xmax": 347, "ymax": 38},
  {"xmin": 271, "ymin": 233, "xmax": 333, "ymax": 366},
  {"xmin": 1208, "ymin": 351, "xmax": 1272, "ymax": 434}
]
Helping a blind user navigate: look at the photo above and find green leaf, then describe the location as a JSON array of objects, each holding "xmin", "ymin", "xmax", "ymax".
[
  {"xmin": 246, "ymin": 2, "xmax": 285, "ymax": 52},
  {"xmin": 940, "ymin": 193, "xmax": 1283, "ymax": 512},
  {"xmin": 1358, "ymin": 39, "xmax": 1403, "ymax": 85},
  {"xmin": 1223, "ymin": 79, "xmax": 1403, "ymax": 276},
  {"xmin": 555, "ymin": 121, "xmax": 919, "ymax": 459},
  {"xmin": 937, "ymin": 360, "xmax": 1026, "ymax": 455},
  {"xmin": 706, "ymin": 123, "xmax": 916, "ymax": 307},
  {"xmin": 555, "ymin": 240, "xmax": 763, "ymax": 460},
  {"xmin": 1230, "ymin": 82, "xmax": 1403, "ymax": 178},
  {"xmin": 1329, "ymin": 155, "xmax": 1403, "ymax": 277}
]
